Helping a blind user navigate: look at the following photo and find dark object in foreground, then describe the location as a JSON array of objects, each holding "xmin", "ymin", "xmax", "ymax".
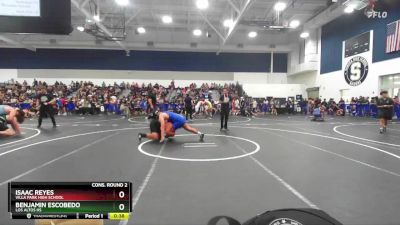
[{"xmin": 208, "ymin": 208, "xmax": 343, "ymax": 225}]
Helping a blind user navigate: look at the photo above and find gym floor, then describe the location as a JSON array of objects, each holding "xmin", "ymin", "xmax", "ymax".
[{"xmin": 0, "ymin": 114, "xmax": 399, "ymax": 225}]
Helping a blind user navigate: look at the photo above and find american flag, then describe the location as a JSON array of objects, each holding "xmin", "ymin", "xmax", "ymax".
[{"xmin": 386, "ymin": 20, "xmax": 400, "ymax": 53}]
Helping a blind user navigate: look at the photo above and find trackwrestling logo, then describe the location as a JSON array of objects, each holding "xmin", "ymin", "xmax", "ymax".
[{"xmin": 344, "ymin": 56, "xmax": 369, "ymax": 86}]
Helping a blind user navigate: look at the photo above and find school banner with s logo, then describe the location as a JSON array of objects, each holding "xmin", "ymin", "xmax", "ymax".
[{"xmin": 342, "ymin": 31, "xmax": 373, "ymax": 88}]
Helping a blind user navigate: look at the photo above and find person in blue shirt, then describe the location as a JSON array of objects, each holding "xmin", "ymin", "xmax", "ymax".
[{"xmin": 311, "ymin": 104, "xmax": 324, "ymax": 121}]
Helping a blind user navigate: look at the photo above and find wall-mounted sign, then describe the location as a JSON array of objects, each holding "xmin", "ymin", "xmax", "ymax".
[
  {"xmin": 344, "ymin": 56, "xmax": 369, "ymax": 86},
  {"xmin": 344, "ymin": 32, "xmax": 370, "ymax": 58}
]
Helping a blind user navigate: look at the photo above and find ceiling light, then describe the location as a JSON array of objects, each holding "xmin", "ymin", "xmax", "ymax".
[
  {"xmin": 162, "ymin": 15, "xmax": 173, "ymax": 24},
  {"xmin": 300, "ymin": 32, "xmax": 309, "ymax": 38},
  {"xmin": 115, "ymin": 0, "xmax": 129, "ymax": 6},
  {"xmin": 93, "ymin": 15, "xmax": 100, "ymax": 22},
  {"xmin": 344, "ymin": 5, "xmax": 355, "ymax": 13},
  {"xmin": 248, "ymin": 31, "xmax": 257, "ymax": 38},
  {"xmin": 86, "ymin": 19, "xmax": 93, "ymax": 23},
  {"xmin": 196, "ymin": 0, "xmax": 209, "ymax": 9},
  {"xmin": 137, "ymin": 27, "xmax": 146, "ymax": 34},
  {"xmin": 274, "ymin": 2, "xmax": 287, "ymax": 11},
  {"xmin": 77, "ymin": 26, "xmax": 85, "ymax": 32},
  {"xmin": 289, "ymin": 20, "xmax": 300, "ymax": 28},
  {"xmin": 223, "ymin": 19, "xmax": 234, "ymax": 28},
  {"xmin": 193, "ymin": 29, "xmax": 202, "ymax": 36}
]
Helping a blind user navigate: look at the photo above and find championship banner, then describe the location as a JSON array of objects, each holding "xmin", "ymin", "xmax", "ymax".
[{"xmin": 342, "ymin": 31, "xmax": 373, "ymax": 89}]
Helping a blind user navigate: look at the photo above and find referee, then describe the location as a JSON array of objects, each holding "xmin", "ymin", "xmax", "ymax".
[
  {"xmin": 147, "ymin": 88, "xmax": 157, "ymax": 114},
  {"xmin": 184, "ymin": 93, "xmax": 193, "ymax": 121},
  {"xmin": 37, "ymin": 88, "xmax": 57, "ymax": 128},
  {"xmin": 219, "ymin": 88, "xmax": 232, "ymax": 131},
  {"xmin": 377, "ymin": 90, "xmax": 394, "ymax": 134}
]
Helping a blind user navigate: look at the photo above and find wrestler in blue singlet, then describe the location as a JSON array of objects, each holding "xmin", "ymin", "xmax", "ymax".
[{"xmin": 166, "ymin": 111, "xmax": 187, "ymax": 130}]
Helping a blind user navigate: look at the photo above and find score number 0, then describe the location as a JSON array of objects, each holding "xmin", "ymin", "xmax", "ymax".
[{"xmin": 118, "ymin": 191, "xmax": 126, "ymax": 211}]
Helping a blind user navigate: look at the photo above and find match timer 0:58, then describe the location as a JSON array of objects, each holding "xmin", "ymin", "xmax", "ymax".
[{"xmin": 109, "ymin": 212, "xmax": 130, "ymax": 220}]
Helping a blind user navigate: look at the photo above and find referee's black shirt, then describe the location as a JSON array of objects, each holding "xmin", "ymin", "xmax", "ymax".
[
  {"xmin": 220, "ymin": 94, "xmax": 231, "ymax": 111},
  {"xmin": 184, "ymin": 96, "xmax": 192, "ymax": 107}
]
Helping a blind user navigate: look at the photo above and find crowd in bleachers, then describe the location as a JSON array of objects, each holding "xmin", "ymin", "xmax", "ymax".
[
  {"xmin": 0, "ymin": 79, "xmax": 399, "ymax": 120},
  {"xmin": 251, "ymin": 96, "xmax": 400, "ymax": 119},
  {"xmin": 0, "ymin": 79, "xmax": 244, "ymax": 117}
]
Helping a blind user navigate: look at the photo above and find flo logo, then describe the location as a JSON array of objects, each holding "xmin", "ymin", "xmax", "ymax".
[
  {"xmin": 364, "ymin": 0, "xmax": 387, "ymax": 19},
  {"xmin": 365, "ymin": 9, "xmax": 388, "ymax": 19},
  {"xmin": 344, "ymin": 56, "xmax": 369, "ymax": 86}
]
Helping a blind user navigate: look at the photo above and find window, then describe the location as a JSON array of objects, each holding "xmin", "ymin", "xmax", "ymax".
[{"xmin": 380, "ymin": 74, "xmax": 400, "ymax": 97}]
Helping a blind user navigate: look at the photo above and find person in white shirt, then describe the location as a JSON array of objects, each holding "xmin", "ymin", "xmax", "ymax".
[
  {"xmin": 252, "ymin": 99, "xmax": 258, "ymax": 113},
  {"xmin": 234, "ymin": 98, "xmax": 240, "ymax": 115}
]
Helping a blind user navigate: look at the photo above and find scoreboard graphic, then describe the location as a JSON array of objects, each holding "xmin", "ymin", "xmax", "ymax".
[
  {"xmin": 8, "ymin": 182, "xmax": 132, "ymax": 220},
  {"xmin": 344, "ymin": 31, "xmax": 370, "ymax": 58}
]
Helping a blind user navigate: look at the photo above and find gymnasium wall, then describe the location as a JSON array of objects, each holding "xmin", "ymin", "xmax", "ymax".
[
  {"xmin": 0, "ymin": 48, "xmax": 288, "ymax": 72},
  {"xmin": 234, "ymin": 72, "xmax": 287, "ymax": 84},
  {"xmin": 287, "ymin": 71, "xmax": 318, "ymax": 89},
  {"xmin": 0, "ymin": 69, "xmax": 288, "ymax": 86},
  {"xmin": 272, "ymin": 53, "xmax": 289, "ymax": 73},
  {"xmin": 320, "ymin": 0, "xmax": 400, "ymax": 74},
  {"xmin": 0, "ymin": 48, "xmax": 291, "ymax": 96},
  {"xmin": 15, "ymin": 69, "xmax": 233, "ymax": 86},
  {"xmin": 310, "ymin": 0, "xmax": 400, "ymax": 101},
  {"xmin": 317, "ymin": 57, "xmax": 400, "ymax": 101},
  {"xmin": 0, "ymin": 69, "xmax": 290, "ymax": 97},
  {"xmin": 243, "ymin": 84, "xmax": 306, "ymax": 98}
]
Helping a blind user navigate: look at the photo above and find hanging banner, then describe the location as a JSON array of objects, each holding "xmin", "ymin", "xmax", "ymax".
[{"xmin": 342, "ymin": 31, "xmax": 373, "ymax": 87}]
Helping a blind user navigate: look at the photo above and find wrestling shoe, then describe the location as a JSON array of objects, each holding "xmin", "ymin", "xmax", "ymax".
[{"xmin": 138, "ymin": 133, "xmax": 143, "ymax": 142}]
